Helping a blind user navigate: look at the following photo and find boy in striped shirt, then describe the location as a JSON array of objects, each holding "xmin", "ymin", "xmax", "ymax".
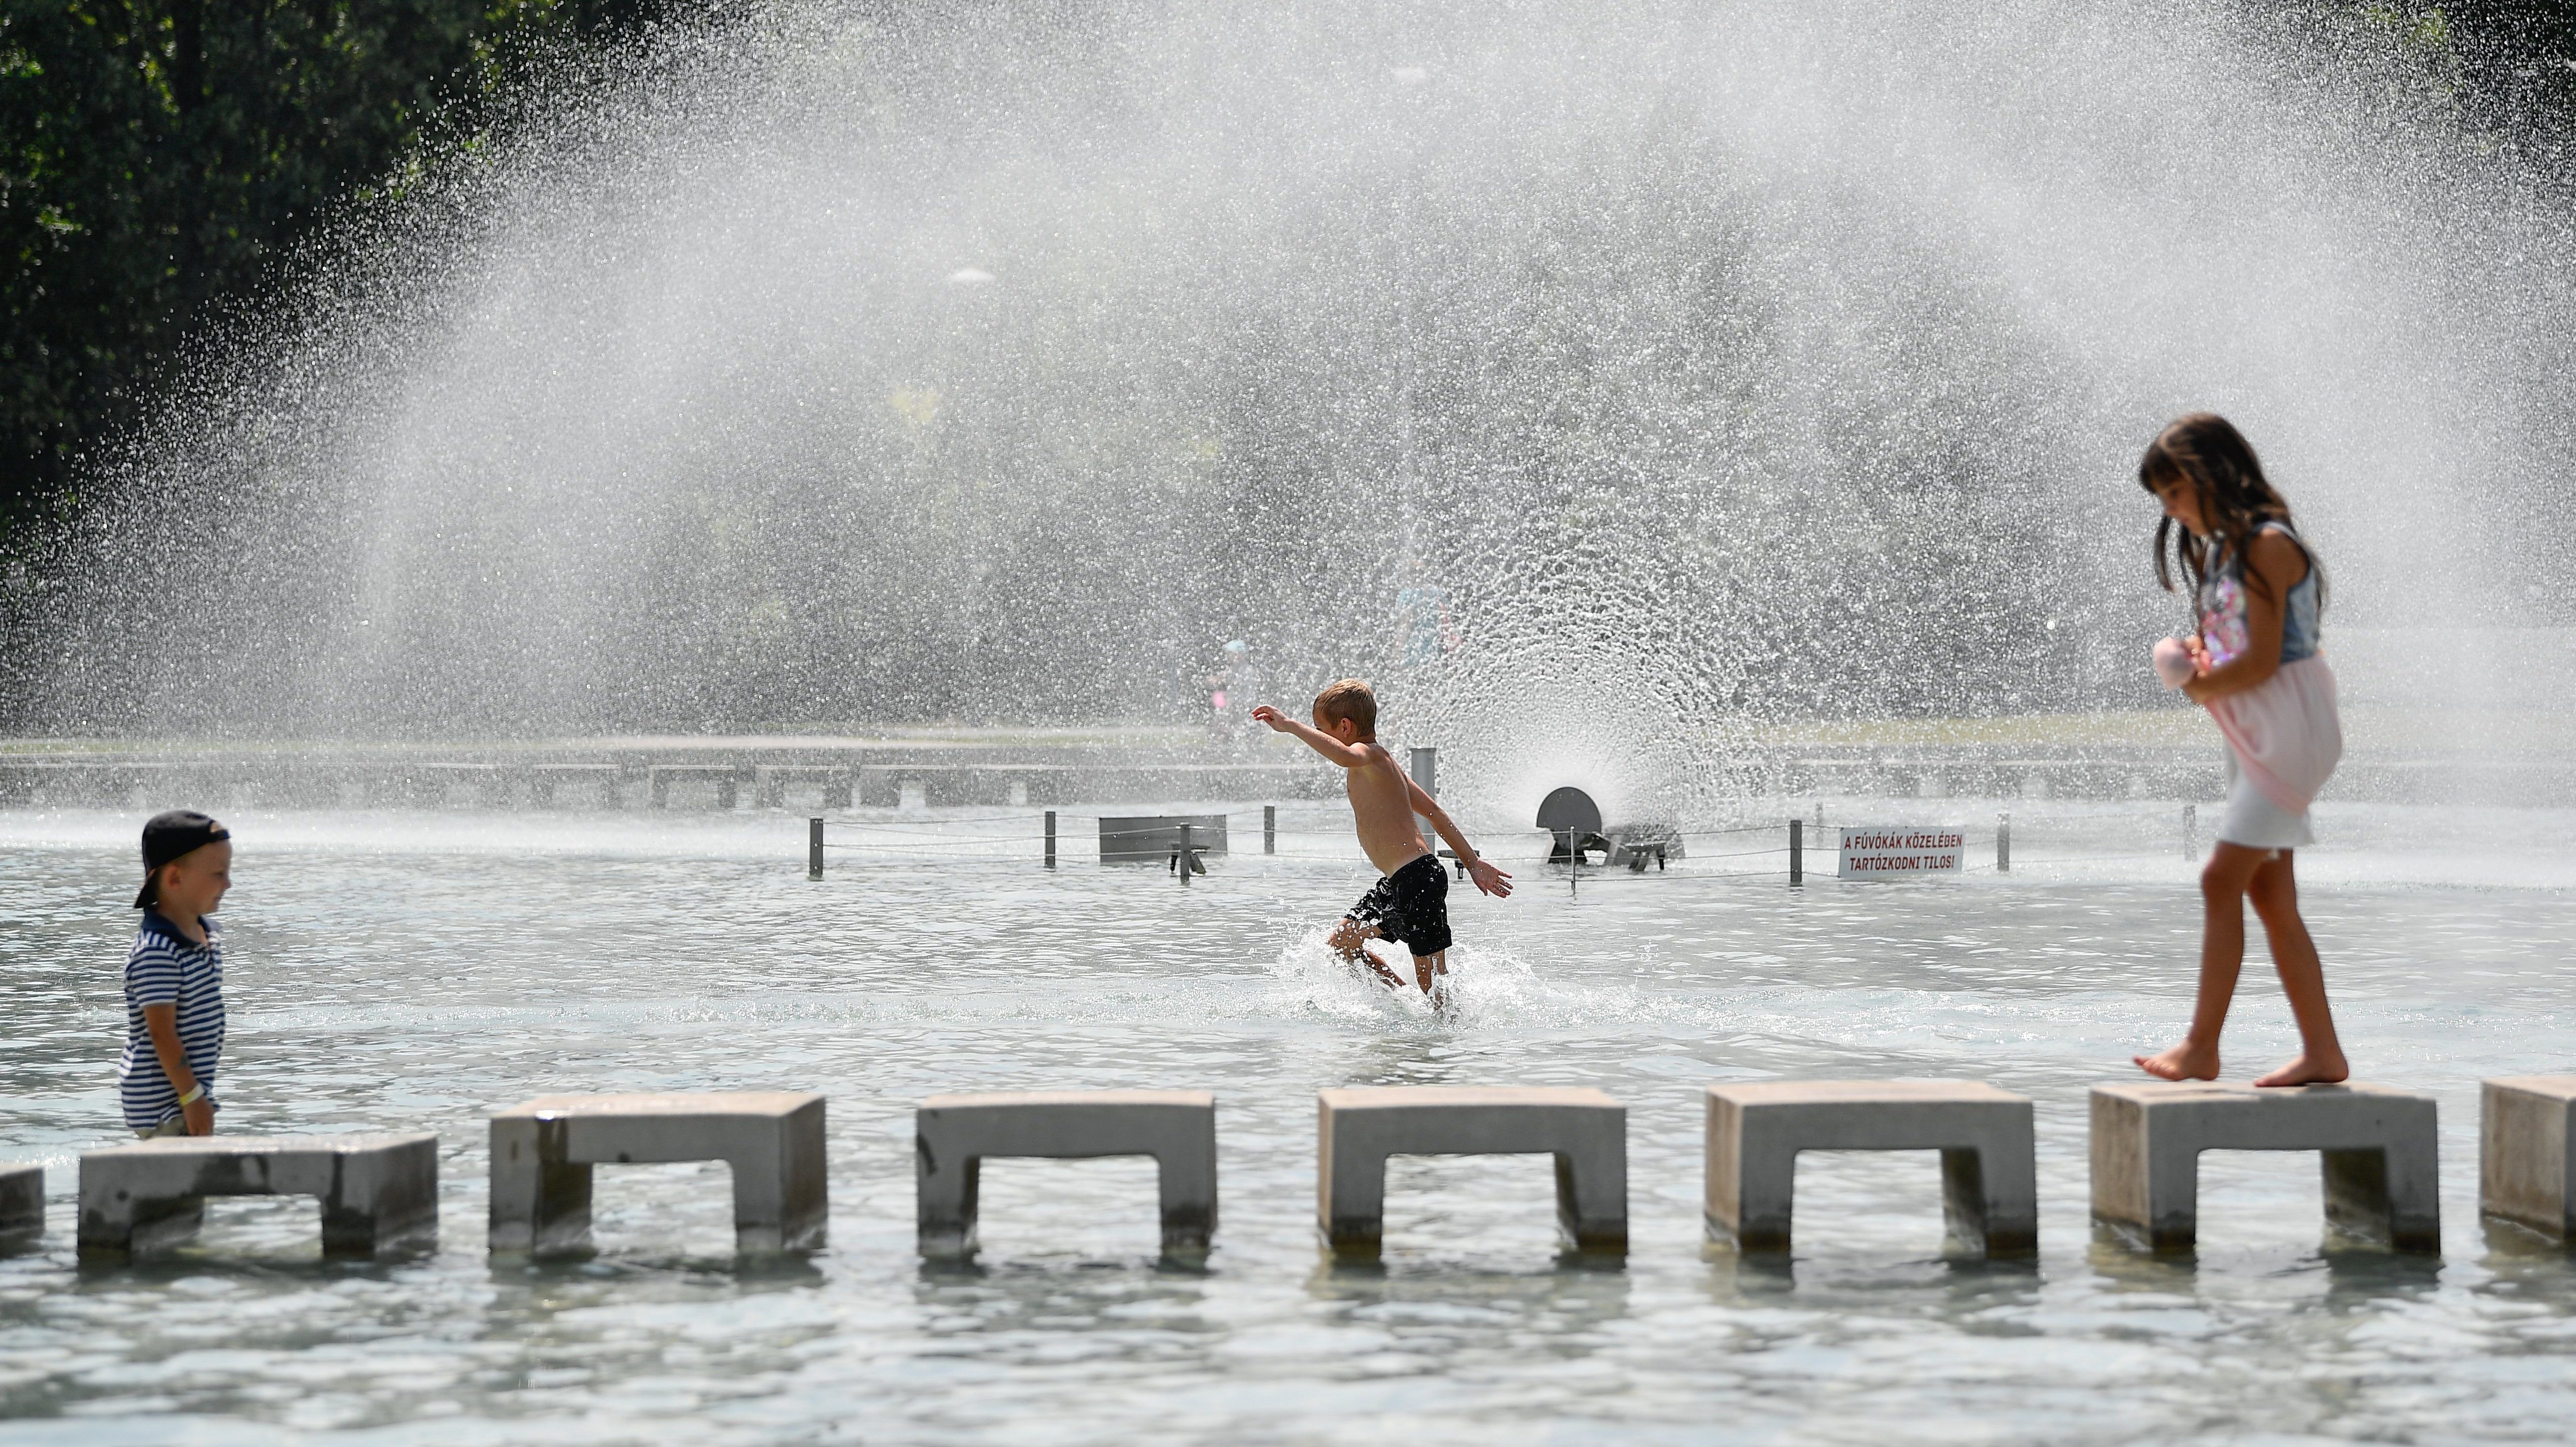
[{"xmin": 119, "ymin": 811, "xmax": 231, "ymax": 1138}]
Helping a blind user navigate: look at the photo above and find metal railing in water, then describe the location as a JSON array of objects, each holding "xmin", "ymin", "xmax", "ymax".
[{"xmin": 802, "ymin": 806, "xmax": 2213, "ymax": 884}]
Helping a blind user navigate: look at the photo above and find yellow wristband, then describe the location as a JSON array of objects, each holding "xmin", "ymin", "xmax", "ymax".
[{"xmin": 175, "ymin": 1083, "xmax": 203, "ymax": 1106}]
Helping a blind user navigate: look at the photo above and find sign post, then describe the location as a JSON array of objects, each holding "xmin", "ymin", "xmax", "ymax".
[{"xmin": 1408, "ymin": 747, "xmax": 1437, "ymax": 849}]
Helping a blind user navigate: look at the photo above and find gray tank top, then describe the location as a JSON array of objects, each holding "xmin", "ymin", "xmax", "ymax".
[{"xmin": 2197, "ymin": 521, "xmax": 2320, "ymax": 667}]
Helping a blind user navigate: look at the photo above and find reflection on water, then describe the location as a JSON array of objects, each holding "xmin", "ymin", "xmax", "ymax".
[{"xmin": 2, "ymin": 803, "xmax": 2575, "ymax": 1442}]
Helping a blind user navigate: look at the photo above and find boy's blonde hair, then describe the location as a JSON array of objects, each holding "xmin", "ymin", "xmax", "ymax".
[{"xmin": 1313, "ymin": 679, "xmax": 1377, "ymax": 735}]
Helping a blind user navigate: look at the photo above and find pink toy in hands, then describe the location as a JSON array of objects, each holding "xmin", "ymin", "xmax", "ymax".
[{"xmin": 2152, "ymin": 637, "xmax": 2195, "ymax": 690}]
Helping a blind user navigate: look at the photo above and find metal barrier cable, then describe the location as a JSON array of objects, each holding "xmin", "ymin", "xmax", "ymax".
[{"xmin": 812, "ymin": 812, "xmax": 2201, "ymax": 878}]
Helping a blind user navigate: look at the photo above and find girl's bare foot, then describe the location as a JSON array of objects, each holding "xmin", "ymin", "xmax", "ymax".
[
  {"xmin": 2135, "ymin": 1042, "xmax": 2221, "ymax": 1081},
  {"xmin": 2253, "ymin": 1051, "xmax": 2349, "ymax": 1087}
]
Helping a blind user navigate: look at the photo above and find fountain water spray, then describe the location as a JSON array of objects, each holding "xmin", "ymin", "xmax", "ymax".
[{"xmin": 5, "ymin": 0, "xmax": 2569, "ymax": 825}]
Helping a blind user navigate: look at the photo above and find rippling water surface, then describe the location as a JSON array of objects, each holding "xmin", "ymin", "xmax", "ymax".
[{"xmin": 4, "ymin": 800, "xmax": 2574, "ymax": 1444}]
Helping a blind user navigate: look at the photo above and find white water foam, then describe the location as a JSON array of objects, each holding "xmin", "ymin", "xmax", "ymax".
[{"xmin": 1260, "ymin": 924, "xmax": 1654, "ymax": 1032}]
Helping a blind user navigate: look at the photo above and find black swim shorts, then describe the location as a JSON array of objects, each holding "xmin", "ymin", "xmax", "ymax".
[{"xmin": 1347, "ymin": 853, "xmax": 1452, "ymax": 957}]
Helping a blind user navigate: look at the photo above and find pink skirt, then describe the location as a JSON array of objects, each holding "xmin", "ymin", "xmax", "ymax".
[{"xmin": 2204, "ymin": 655, "xmax": 2342, "ymax": 849}]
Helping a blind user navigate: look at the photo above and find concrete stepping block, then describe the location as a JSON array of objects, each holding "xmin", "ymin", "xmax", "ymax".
[
  {"xmin": 2090, "ymin": 1081, "xmax": 2439, "ymax": 1253},
  {"xmin": 914, "ymin": 1091, "xmax": 1216, "ymax": 1261},
  {"xmin": 2, "ymin": 1163, "xmax": 42, "ymax": 1250},
  {"xmin": 647, "ymin": 764, "xmax": 740, "ymax": 810},
  {"xmin": 1316, "ymin": 1086, "xmax": 1626, "ymax": 1261},
  {"xmin": 755, "ymin": 764, "xmax": 852, "ymax": 811},
  {"xmin": 1703, "ymin": 1080, "xmax": 2037, "ymax": 1257},
  {"xmin": 2482, "ymin": 1075, "xmax": 2576, "ymax": 1242},
  {"xmin": 489, "ymin": 1092, "xmax": 825, "ymax": 1256},
  {"xmin": 77, "ymin": 1134, "xmax": 438, "ymax": 1261}
]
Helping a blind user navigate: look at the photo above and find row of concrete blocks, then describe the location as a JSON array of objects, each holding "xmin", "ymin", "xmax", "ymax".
[
  {"xmin": 0, "ymin": 762, "xmax": 1000, "ymax": 813},
  {"xmin": 19, "ymin": 1077, "xmax": 2576, "ymax": 1263}
]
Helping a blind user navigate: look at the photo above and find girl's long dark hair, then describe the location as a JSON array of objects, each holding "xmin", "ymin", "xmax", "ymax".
[{"xmin": 2138, "ymin": 412, "xmax": 2320, "ymax": 609}]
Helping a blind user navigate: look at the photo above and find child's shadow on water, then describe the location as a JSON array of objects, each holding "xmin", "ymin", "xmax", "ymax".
[
  {"xmin": 2083, "ymin": 1223, "xmax": 2442, "ymax": 1305},
  {"xmin": 910, "ymin": 1255, "xmax": 1216, "ymax": 1340},
  {"xmin": 485, "ymin": 1247, "xmax": 824, "ymax": 1291},
  {"xmin": 477, "ymin": 1250, "xmax": 826, "ymax": 1340},
  {"xmin": 2473, "ymin": 1217, "xmax": 2576, "ymax": 1307},
  {"xmin": 2314, "ymin": 1246, "xmax": 2444, "ymax": 1308},
  {"xmin": 1703, "ymin": 1245, "xmax": 2042, "ymax": 1315},
  {"xmin": 1306, "ymin": 1255, "xmax": 1633, "ymax": 1351}
]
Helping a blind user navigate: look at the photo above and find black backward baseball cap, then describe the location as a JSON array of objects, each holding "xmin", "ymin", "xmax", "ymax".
[{"xmin": 136, "ymin": 809, "xmax": 229, "ymax": 909}]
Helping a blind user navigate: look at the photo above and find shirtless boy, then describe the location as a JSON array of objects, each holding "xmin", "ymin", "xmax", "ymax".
[{"xmin": 1253, "ymin": 680, "xmax": 1512, "ymax": 1000}]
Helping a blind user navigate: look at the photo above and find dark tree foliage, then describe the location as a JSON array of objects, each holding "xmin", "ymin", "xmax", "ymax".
[
  {"xmin": 0, "ymin": 0, "xmax": 690, "ymax": 548},
  {"xmin": 2445, "ymin": 1, "xmax": 2576, "ymax": 179},
  {"xmin": 0, "ymin": 0, "xmax": 2567, "ymax": 566}
]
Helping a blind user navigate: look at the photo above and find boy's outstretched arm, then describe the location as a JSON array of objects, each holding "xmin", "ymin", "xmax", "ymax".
[
  {"xmin": 1250, "ymin": 705, "xmax": 1372, "ymax": 768},
  {"xmin": 1405, "ymin": 777, "xmax": 1515, "ymax": 898}
]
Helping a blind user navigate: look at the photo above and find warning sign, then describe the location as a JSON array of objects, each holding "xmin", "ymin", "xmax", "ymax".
[{"xmin": 1838, "ymin": 827, "xmax": 1965, "ymax": 880}]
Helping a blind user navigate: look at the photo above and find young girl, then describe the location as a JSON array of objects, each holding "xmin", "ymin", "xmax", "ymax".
[{"xmin": 2132, "ymin": 414, "xmax": 2348, "ymax": 1087}]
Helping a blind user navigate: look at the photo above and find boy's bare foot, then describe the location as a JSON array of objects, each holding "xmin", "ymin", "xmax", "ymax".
[
  {"xmin": 2253, "ymin": 1051, "xmax": 2349, "ymax": 1087},
  {"xmin": 2134, "ymin": 1042, "xmax": 2220, "ymax": 1081}
]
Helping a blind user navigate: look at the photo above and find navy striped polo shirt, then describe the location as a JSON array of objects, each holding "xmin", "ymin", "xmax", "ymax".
[{"xmin": 118, "ymin": 911, "xmax": 225, "ymax": 1130}]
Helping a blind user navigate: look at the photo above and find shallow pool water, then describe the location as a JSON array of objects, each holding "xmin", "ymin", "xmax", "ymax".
[{"xmin": 4, "ymin": 799, "xmax": 2574, "ymax": 1444}]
